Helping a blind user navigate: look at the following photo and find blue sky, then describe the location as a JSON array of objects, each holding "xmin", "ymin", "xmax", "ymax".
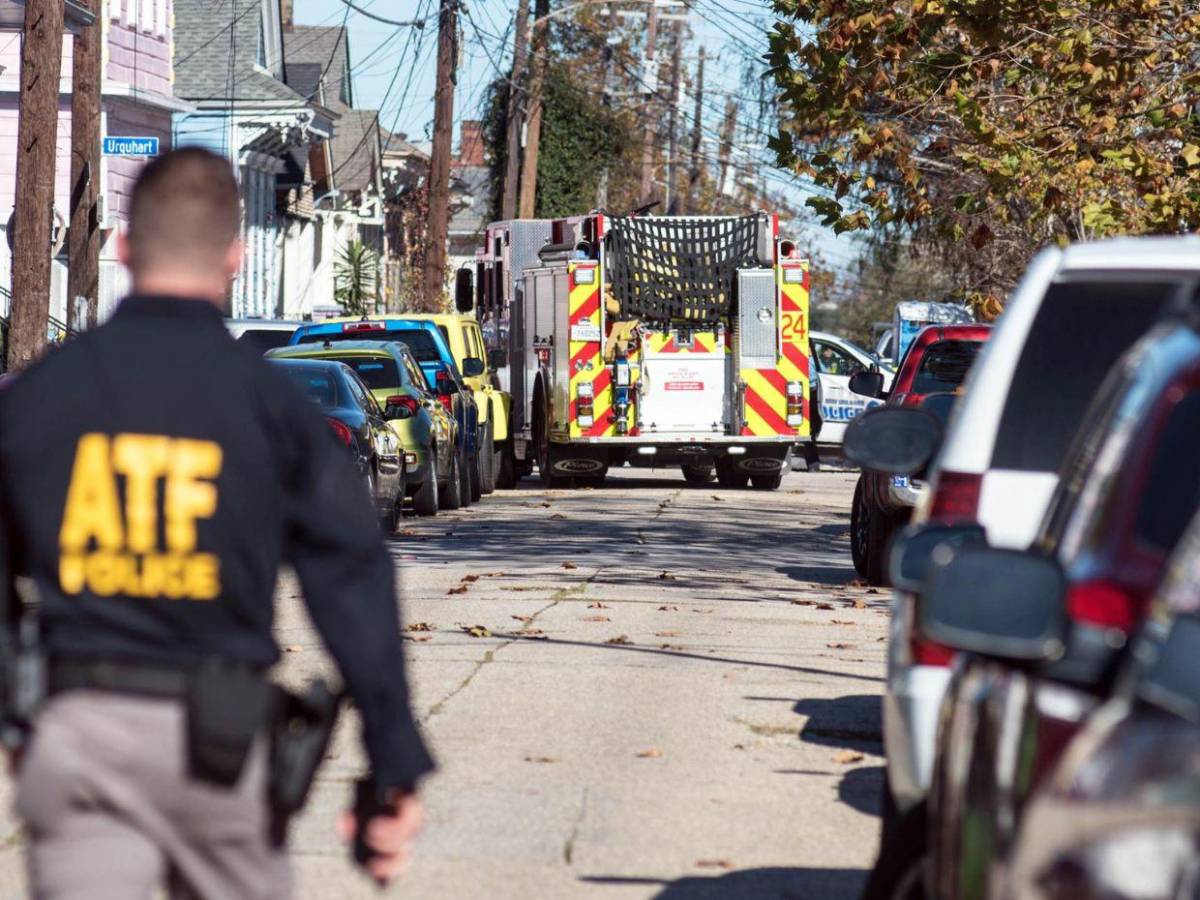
[{"xmin": 293, "ymin": 0, "xmax": 864, "ymax": 273}]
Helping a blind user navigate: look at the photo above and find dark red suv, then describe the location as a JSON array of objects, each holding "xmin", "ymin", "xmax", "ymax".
[{"xmin": 850, "ymin": 323, "xmax": 992, "ymax": 585}]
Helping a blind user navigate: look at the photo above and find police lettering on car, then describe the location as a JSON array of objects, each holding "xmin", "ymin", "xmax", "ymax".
[{"xmin": 0, "ymin": 148, "xmax": 433, "ymax": 897}]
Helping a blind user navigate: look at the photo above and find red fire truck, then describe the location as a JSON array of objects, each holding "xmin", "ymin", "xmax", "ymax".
[{"xmin": 462, "ymin": 212, "xmax": 811, "ymax": 489}]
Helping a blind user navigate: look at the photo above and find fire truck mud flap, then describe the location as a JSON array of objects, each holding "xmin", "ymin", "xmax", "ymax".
[
  {"xmin": 549, "ymin": 446, "xmax": 608, "ymax": 476},
  {"xmin": 732, "ymin": 448, "xmax": 790, "ymax": 474}
]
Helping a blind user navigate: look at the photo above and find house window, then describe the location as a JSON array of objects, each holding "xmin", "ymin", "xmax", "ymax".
[{"xmin": 257, "ymin": 16, "xmax": 267, "ymax": 68}]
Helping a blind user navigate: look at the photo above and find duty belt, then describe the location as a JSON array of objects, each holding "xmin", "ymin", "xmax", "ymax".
[{"xmin": 49, "ymin": 659, "xmax": 193, "ymax": 698}]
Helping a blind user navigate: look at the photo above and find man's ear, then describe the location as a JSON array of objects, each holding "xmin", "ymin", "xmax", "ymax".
[
  {"xmin": 224, "ymin": 239, "xmax": 244, "ymax": 282},
  {"xmin": 117, "ymin": 229, "xmax": 133, "ymax": 269}
]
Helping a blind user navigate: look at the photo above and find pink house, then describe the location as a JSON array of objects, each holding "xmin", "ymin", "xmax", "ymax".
[{"xmin": 0, "ymin": 0, "xmax": 192, "ymax": 320}]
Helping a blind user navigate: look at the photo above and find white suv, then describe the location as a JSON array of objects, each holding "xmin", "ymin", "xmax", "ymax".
[{"xmin": 884, "ymin": 236, "xmax": 1200, "ymax": 822}]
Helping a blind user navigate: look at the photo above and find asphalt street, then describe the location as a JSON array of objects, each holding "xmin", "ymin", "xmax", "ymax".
[{"xmin": 0, "ymin": 466, "xmax": 887, "ymax": 898}]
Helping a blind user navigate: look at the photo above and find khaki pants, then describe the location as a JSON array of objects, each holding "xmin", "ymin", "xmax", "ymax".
[{"xmin": 15, "ymin": 691, "xmax": 289, "ymax": 899}]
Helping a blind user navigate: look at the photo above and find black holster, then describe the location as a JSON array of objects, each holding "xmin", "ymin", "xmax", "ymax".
[
  {"xmin": 267, "ymin": 679, "xmax": 344, "ymax": 845},
  {"xmin": 186, "ymin": 658, "xmax": 273, "ymax": 787}
]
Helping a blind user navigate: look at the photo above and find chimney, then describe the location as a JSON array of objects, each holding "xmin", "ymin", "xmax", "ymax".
[
  {"xmin": 457, "ymin": 120, "xmax": 485, "ymax": 167},
  {"xmin": 281, "ymin": 0, "xmax": 293, "ymax": 31}
]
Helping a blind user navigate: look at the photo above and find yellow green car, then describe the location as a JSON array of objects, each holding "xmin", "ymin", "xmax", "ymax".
[
  {"xmin": 267, "ymin": 341, "xmax": 459, "ymax": 516},
  {"xmin": 402, "ymin": 313, "xmax": 514, "ymax": 492}
]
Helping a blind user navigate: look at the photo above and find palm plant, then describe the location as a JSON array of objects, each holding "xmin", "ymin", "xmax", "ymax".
[{"xmin": 334, "ymin": 239, "xmax": 380, "ymax": 316}]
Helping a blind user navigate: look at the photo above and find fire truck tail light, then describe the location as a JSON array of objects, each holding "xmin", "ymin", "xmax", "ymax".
[
  {"xmin": 576, "ymin": 382, "xmax": 594, "ymax": 427},
  {"xmin": 574, "ymin": 267, "xmax": 596, "ymax": 285},
  {"xmin": 786, "ymin": 381, "xmax": 805, "ymax": 425},
  {"xmin": 782, "ymin": 267, "xmax": 805, "ymax": 284}
]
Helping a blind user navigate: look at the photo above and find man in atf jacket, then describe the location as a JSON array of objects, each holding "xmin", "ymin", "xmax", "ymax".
[{"xmin": 0, "ymin": 148, "xmax": 433, "ymax": 898}]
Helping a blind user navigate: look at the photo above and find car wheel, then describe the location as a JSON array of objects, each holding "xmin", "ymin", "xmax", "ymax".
[
  {"xmin": 576, "ymin": 466, "xmax": 608, "ymax": 488},
  {"xmin": 412, "ymin": 454, "xmax": 439, "ymax": 517},
  {"xmin": 850, "ymin": 479, "xmax": 870, "ymax": 578},
  {"xmin": 715, "ymin": 458, "xmax": 749, "ymax": 488},
  {"xmin": 460, "ymin": 448, "xmax": 475, "ymax": 506},
  {"xmin": 861, "ymin": 802, "xmax": 928, "ymax": 900},
  {"xmin": 866, "ymin": 503, "xmax": 903, "ymax": 587},
  {"xmin": 681, "ymin": 463, "xmax": 715, "ymax": 485},
  {"xmin": 496, "ymin": 440, "xmax": 517, "ymax": 489},
  {"xmin": 535, "ymin": 396, "xmax": 567, "ymax": 489},
  {"xmin": 439, "ymin": 450, "xmax": 463, "ymax": 510},
  {"xmin": 480, "ymin": 420, "xmax": 497, "ymax": 494}
]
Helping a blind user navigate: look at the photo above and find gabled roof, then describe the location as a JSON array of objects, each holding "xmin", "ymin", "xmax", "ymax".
[
  {"xmin": 174, "ymin": 0, "xmax": 309, "ymax": 106},
  {"xmin": 332, "ymin": 109, "xmax": 382, "ymax": 194},
  {"xmin": 285, "ymin": 25, "xmax": 352, "ymax": 108}
]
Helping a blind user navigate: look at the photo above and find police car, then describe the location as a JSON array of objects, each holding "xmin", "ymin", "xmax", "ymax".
[{"xmin": 809, "ymin": 331, "xmax": 894, "ymax": 444}]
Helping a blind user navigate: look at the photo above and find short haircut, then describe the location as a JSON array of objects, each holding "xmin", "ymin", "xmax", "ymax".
[{"xmin": 126, "ymin": 148, "xmax": 241, "ymax": 274}]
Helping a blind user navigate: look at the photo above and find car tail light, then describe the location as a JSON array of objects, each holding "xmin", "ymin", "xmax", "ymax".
[
  {"xmin": 325, "ymin": 417, "xmax": 353, "ymax": 447},
  {"xmin": 928, "ymin": 470, "xmax": 982, "ymax": 523},
  {"xmin": 387, "ymin": 395, "xmax": 420, "ymax": 417},
  {"xmin": 910, "ymin": 635, "xmax": 956, "ymax": 667},
  {"xmin": 342, "ymin": 321, "xmax": 384, "ymax": 333},
  {"xmin": 1065, "ymin": 580, "xmax": 1138, "ymax": 631},
  {"xmin": 576, "ymin": 382, "xmax": 594, "ymax": 428},
  {"xmin": 786, "ymin": 381, "xmax": 805, "ymax": 426}
]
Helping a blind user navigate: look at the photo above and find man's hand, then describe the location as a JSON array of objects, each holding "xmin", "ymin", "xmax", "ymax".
[{"xmin": 339, "ymin": 790, "xmax": 424, "ymax": 884}]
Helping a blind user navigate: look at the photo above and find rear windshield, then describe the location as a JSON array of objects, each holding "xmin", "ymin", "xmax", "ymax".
[
  {"xmin": 277, "ymin": 367, "xmax": 340, "ymax": 409},
  {"xmin": 325, "ymin": 356, "xmax": 405, "ymax": 390},
  {"xmin": 237, "ymin": 329, "xmax": 294, "ymax": 353},
  {"xmin": 298, "ymin": 328, "xmax": 444, "ymax": 363},
  {"xmin": 992, "ymin": 280, "xmax": 1176, "ymax": 472},
  {"xmin": 911, "ymin": 341, "xmax": 982, "ymax": 394}
]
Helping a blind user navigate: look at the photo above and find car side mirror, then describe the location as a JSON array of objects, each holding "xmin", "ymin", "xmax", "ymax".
[
  {"xmin": 454, "ymin": 268, "xmax": 474, "ymax": 314},
  {"xmin": 849, "ymin": 370, "xmax": 885, "ymax": 398},
  {"xmin": 488, "ymin": 347, "xmax": 507, "ymax": 370},
  {"xmin": 922, "ymin": 548, "xmax": 1068, "ymax": 663},
  {"xmin": 843, "ymin": 407, "xmax": 942, "ymax": 475},
  {"xmin": 889, "ymin": 522, "xmax": 988, "ymax": 595},
  {"xmin": 461, "ymin": 356, "xmax": 486, "ymax": 378}
]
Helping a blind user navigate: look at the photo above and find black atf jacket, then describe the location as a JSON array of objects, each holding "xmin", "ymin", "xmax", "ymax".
[{"xmin": 0, "ymin": 296, "xmax": 433, "ymax": 788}]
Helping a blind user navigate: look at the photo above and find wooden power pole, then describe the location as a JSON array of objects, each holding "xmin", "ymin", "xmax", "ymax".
[
  {"xmin": 664, "ymin": 25, "xmax": 682, "ymax": 214},
  {"xmin": 8, "ymin": 0, "xmax": 66, "ymax": 371},
  {"xmin": 636, "ymin": 0, "xmax": 660, "ymax": 205},
  {"xmin": 68, "ymin": 0, "xmax": 101, "ymax": 331},
  {"xmin": 517, "ymin": 0, "xmax": 549, "ymax": 219},
  {"xmin": 684, "ymin": 46, "xmax": 705, "ymax": 215},
  {"xmin": 423, "ymin": 0, "xmax": 457, "ymax": 310},
  {"xmin": 500, "ymin": 0, "xmax": 530, "ymax": 221}
]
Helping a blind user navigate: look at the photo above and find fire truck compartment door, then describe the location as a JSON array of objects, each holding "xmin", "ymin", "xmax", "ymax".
[
  {"xmin": 738, "ymin": 269, "xmax": 778, "ymax": 369},
  {"xmin": 640, "ymin": 335, "xmax": 727, "ymax": 433}
]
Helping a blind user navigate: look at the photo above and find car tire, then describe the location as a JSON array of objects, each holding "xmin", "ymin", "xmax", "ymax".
[
  {"xmin": 496, "ymin": 440, "xmax": 517, "ymax": 489},
  {"xmin": 866, "ymin": 505, "xmax": 903, "ymax": 587},
  {"xmin": 715, "ymin": 458, "xmax": 749, "ymax": 489},
  {"xmin": 861, "ymin": 802, "xmax": 928, "ymax": 900},
  {"xmin": 576, "ymin": 467, "xmax": 608, "ymax": 488},
  {"xmin": 440, "ymin": 451, "xmax": 463, "ymax": 510},
  {"xmin": 412, "ymin": 455, "xmax": 439, "ymax": 517},
  {"xmin": 851, "ymin": 478, "xmax": 869, "ymax": 577},
  {"xmin": 535, "ymin": 395, "xmax": 567, "ymax": 489},
  {"xmin": 681, "ymin": 463, "xmax": 715, "ymax": 485},
  {"xmin": 480, "ymin": 420, "xmax": 497, "ymax": 494},
  {"xmin": 460, "ymin": 448, "xmax": 474, "ymax": 507},
  {"xmin": 470, "ymin": 449, "xmax": 483, "ymax": 503}
]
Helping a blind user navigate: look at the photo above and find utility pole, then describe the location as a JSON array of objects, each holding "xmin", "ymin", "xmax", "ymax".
[
  {"xmin": 7, "ymin": 0, "xmax": 66, "ymax": 371},
  {"xmin": 664, "ymin": 24, "xmax": 682, "ymax": 214},
  {"xmin": 500, "ymin": 0, "xmax": 530, "ymax": 221},
  {"xmin": 594, "ymin": 0, "xmax": 620, "ymax": 209},
  {"xmin": 684, "ymin": 46, "xmax": 704, "ymax": 215},
  {"xmin": 717, "ymin": 96, "xmax": 737, "ymax": 210},
  {"xmin": 423, "ymin": 0, "xmax": 457, "ymax": 310},
  {"xmin": 68, "ymin": 0, "xmax": 101, "ymax": 331},
  {"xmin": 636, "ymin": 0, "xmax": 660, "ymax": 205},
  {"xmin": 517, "ymin": 0, "xmax": 550, "ymax": 219}
]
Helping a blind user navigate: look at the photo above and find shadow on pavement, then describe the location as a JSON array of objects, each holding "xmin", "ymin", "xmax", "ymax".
[
  {"xmin": 793, "ymin": 695, "xmax": 883, "ymax": 752},
  {"xmin": 838, "ymin": 765, "xmax": 884, "ymax": 818},
  {"xmin": 580, "ymin": 867, "xmax": 867, "ymax": 898}
]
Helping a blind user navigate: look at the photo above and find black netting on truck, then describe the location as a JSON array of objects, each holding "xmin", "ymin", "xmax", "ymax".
[{"xmin": 605, "ymin": 216, "xmax": 762, "ymax": 324}]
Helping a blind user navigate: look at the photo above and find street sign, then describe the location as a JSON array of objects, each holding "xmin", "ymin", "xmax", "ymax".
[{"xmin": 102, "ymin": 136, "xmax": 159, "ymax": 157}]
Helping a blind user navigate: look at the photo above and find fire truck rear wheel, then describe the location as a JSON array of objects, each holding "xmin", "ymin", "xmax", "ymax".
[
  {"xmin": 715, "ymin": 459, "xmax": 749, "ymax": 489},
  {"xmin": 576, "ymin": 467, "xmax": 608, "ymax": 488},
  {"xmin": 681, "ymin": 463, "xmax": 716, "ymax": 486},
  {"xmin": 750, "ymin": 470, "xmax": 784, "ymax": 491}
]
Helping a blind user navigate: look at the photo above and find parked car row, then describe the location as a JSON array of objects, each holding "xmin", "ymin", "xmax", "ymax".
[
  {"xmin": 229, "ymin": 313, "xmax": 517, "ymax": 528},
  {"xmin": 843, "ymin": 236, "xmax": 1200, "ymax": 899}
]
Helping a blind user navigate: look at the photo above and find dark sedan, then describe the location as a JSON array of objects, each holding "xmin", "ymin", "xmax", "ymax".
[{"xmin": 269, "ymin": 358, "xmax": 407, "ymax": 532}]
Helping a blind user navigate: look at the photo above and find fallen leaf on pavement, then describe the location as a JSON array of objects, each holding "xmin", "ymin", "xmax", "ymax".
[
  {"xmin": 867, "ymin": 588, "xmax": 880, "ymax": 595},
  {"xmin": 561, "ymin": 561, "xmax": 577, "ymax": 570},
  {"xmin": 461, "ymin": 574, "xmax": 480, "ymax": 584},
  {"xmin": 655, "ymin": 630, "xmax": 681, "ymax": 637},
  {"xmin": 582, "ymin": 615, "xmax": 611, "ymax": 622},
  {"xmin": 815, "ymin": 602, "xmax": 834, "ymax": 610},
  {"xmin": 831, "ymin": 619, "xmax": 854, "ymax": 625},
  {"xmin": 826, "ymin": 643, "xmax": 856, "ymax": 650},
  {"xmin": 400, "ymin": 528, "xmax": 418, "ymax": 537},
  {"xmin": 852, "ymin": 598, "xmax": 867, "ymax": 609},
  {"xmin": 789, "ymin": 599, "xmax": 814, "ymax": 606},
  {"xmin": 283, "ymin": 645, "xmax": 303, "ymax": 653},
  {"xmin": 846, "ymin": 577, "xmax": 868, "ymax": 588},
  {"xmin": 404, "ymin": 635, "xmax": 432, "ymax": 643},
  {"xmin": 588, "ymin": 601, "xmax": 609, "ymax": 609},
  {"xmin": 695, "ymin": 859, "xmax": 733, "ymax": 870},
  {"xmin": 711, "ymin": 495, "xmax": 724, "ymax": 501},
  {"xmin": 605, "ymin": 635, "xmax": 632, "ymax": 645},
  {"xmin": 511, "ymin": 615, "xmax": 533, "ymax": 624},
  {"xmin": 732, "ymin": 743, "xmax": 746, "ymax": 750},
  {"xmin": 657, "ymin": 571, "xmax": 676, "ymax": 581},
  {"xmin": 524, "ymin": 755, "xmax": 558, "ymax": 764},
  {"xmin": 521, "ymin": 628, "xmax": 545, "ymax": 636},
  {"xmin": 658, "ymin": 605, "xmax": 679, "ymax": 612},
  {"xmin": 834, "ymin": 750, "xmax": 864, "ymax": 765},
  {"xmin": 463, "ymin": 625, "xmax": 491, "ymax": 638},
  {"xmin": 636, "ymin": 530, "xmax": 647, "ymax": 544},
  {"xmin": 660, "ymin": 643, "xmax": 684, "ymax": 651},
  {"xmin": 407, "ymin": 622, "xmax": 436, "ymax": 632},
  {"xmin": 447, "ymin": 585, "xmax": 469, "ymax": 595},
  {"xmin": 691, "ymin": 608, "xmax": 714, "ymax": 614},
  {"xmin": 636, "ymin": 748, "xmax": 662, "ymax": 758}
]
